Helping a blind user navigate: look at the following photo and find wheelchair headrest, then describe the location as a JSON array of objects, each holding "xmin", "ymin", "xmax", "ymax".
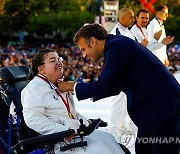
[{"xmin": 0, "ymin": 66, "xmax": 31, "ymax": 86}]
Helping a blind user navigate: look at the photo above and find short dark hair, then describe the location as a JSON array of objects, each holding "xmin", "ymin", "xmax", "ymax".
[
  {"xmin": 32, "ymin": 48, "xmax": 56, "ymax": 76},
  {"xmin": 137, "ymin": 9, "xmax": 149, "ymax": 17},
  {"xmin": 156, "ymin": 5, "xmax": 168, "ymax": 12},
  {"xmin": 73, "ymin": 23, "xmax": 108, "ymax": 44}
]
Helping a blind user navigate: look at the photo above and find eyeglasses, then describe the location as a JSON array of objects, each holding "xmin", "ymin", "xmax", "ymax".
[{"xmin": 42, "ymin": 56, "xmax": 63, "ymax": 65}]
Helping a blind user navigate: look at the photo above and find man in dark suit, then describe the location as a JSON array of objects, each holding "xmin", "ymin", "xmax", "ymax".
[{"xmin": 58, "ymin": 23, "xmax": 180, "ymax": 154}]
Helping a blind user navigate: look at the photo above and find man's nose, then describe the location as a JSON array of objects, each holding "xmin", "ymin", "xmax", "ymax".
[
  {"xmin": 144, "ymin": 19, "xmax": 148, "ymax": 22},
  {"xmin": 56, "ymin": 59, "xmax": 63, "ymax": 65}
]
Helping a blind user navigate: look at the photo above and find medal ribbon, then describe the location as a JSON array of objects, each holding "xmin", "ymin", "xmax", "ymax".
[
  {"xmin": 136, "ymin": 23, "xmax": 147, "ymax": 39},
  {"xmin": 37, "ymin": 74, "xmax": 73, "ymax": 118}
]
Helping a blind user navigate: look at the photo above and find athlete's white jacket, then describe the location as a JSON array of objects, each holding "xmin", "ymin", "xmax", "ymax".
[{"xmin": 21, "ymin": 75, "xmax": 125, "ymax": 154}]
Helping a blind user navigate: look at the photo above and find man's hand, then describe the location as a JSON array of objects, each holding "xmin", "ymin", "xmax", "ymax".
[
  {"xmin": 154, "ymin": 30, "xmax": 162, "ymax": 41},
  {"xmin": 58, "ymin": 81, "xmax": 75, "ymax": 92},
  {"xmin": 162, "ymin": 36, "xmax": 174, "ymax": 45},
  {"xmin": 164, "ymin": 59, "xmax": 169, "ymax": 67},
  {"xmin": 64, "ymin": 132, "xmax": 76, "ymax": 142},
  {"xmin": 141, "ymin": 38, "xmax": 148, "ymax": 47}
]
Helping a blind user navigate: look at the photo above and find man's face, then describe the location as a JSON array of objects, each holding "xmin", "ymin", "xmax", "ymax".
[
  {"xmin": 157, "ymin": 8, "xmax": 168, "ymax": 21},
  {"xmin": 77, "ymin": 37, "xmax": 102, "ymax": 63},
  {"xmin": 122, "ymin": 10, "xmax": 134, "ymax": 27},
  {"xmin": 136, "ymin": 12, "xmax": 150, "ymax": 27}
]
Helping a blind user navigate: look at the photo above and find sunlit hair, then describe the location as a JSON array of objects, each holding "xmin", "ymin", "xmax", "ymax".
[
  {"xmin": 73, "ymin": 23, "xmax": 108, "ymax": 44},
  {"xmin": 32, "ymin": 48, "xmax": 56, "ymax": 76},
  {"xmin": 156, "ymin": 5, "xmax": 168, "ymax": 12},
  {"xmin": 118, "ymin": 8, "xmax": 133, "ymax": 21},
  {"xmin": 136, "ymin": 9, "xmax": 149, "ymax": 17}
]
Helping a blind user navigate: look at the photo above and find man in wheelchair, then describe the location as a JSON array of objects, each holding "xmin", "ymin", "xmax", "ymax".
[{"xmin": 20, "ymin": 48, "xmax": 127, "ymax": 154}]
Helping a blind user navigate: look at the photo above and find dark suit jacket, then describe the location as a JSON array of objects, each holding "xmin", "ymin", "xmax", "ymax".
[{"xmin": 76, "ymin": 34, "xmax": 180, "ymax": 133}]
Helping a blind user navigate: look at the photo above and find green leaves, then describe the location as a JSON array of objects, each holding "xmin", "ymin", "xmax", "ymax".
[{"xmin": 0, "ymin": 0, "xmax": 95, "ymax": 40}]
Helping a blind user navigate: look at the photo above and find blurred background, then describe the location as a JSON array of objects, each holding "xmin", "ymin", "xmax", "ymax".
[{"xmin": 0, "ymin": 0, "xmax": 180, "ymax": 80}]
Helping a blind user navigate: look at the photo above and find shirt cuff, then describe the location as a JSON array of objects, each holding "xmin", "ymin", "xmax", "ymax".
[{"xmin": 73, "ymin": 83, "xmax": 77, "ymax": 98}]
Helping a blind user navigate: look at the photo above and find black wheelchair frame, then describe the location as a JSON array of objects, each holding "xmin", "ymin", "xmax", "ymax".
[{"xmin": 0, "ymin": 66, "xmax": 105, "ymax": 154}]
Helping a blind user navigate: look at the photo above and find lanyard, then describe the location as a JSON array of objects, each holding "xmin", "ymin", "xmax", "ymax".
[
  {"xmin": 155, "ymin": 17, "xmax": 163, "ymax": 28},
  {"xmin": 37, "ymin": 74, "xmax": 74, "ymax": 119},
  {"xmin": 136, "ymin": 23, "xmax": 146, "ymax": 38}
]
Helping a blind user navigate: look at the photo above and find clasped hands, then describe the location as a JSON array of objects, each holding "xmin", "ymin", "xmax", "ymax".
[{"xmin": 154, "ymin": 30, "xmax": 174, "ymax": 45}]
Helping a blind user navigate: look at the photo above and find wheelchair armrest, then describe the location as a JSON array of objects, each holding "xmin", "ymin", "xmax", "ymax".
[
  {"xmin": 89, "ymin": 119, "xmax": 108, "ymax": 127},
  {"xmin": 11, "ymin": 129, "xmax": 75, "ymax": 152}
]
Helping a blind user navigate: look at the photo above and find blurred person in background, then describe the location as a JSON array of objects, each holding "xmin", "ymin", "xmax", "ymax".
[
  {"xmin": 110, "ymin": 8, "xmax": 138, "ymax": 141},
  {"xmin": 111, "ymin": 8, "xmax": 135, "ymax": 40},
  {"xmin": 131, "ymin": 9, "xmax": 150, "ymax": 47},
  {"xmin": 147, "ymin": 5, "xmax": 174, "ymax": 67}
]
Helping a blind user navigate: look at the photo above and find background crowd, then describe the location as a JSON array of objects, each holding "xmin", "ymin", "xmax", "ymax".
[
  {"xmin": 0, "ymin": 42, "xmax": 179, "ymax": 83},
  {"xmin": 0, "ymin": 42, "xmax": 104, "ymax": 82},
  {"xmin": 167, "ymin": 44, "xmax": 180, "ymax": 73},
  {"xmin": 0, "ymin": 0, "xmax": 180, "ymax": 82}
]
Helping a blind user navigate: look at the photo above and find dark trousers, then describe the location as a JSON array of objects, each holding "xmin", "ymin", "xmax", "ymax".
[{"xmin": 135, "ymin": 113, "xmax": 180, "ymax": 154}]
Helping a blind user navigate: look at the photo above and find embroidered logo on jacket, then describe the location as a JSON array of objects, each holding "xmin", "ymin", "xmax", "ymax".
[{"xmin": 53, "ymin": 95, "xmax": 58, "ymax": 100}]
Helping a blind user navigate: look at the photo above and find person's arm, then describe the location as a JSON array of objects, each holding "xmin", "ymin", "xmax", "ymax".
[
  {"xmin": 147, "ymin": 22, "xmax": 164, "ymax": 51},
  {"xmin": 58, "ymin": 81, "xmax": 75, "ymax": 92},
  {"xmin": 58, "ymin": 80, "xmax": 120, "ymax": 100},
  {"xmin": 147, "ymin": 22, "xmax": 174, "ymax": 52},
  {"xmin": 73, "ymin": 40, "xmax": 134, "ymax": 101}
]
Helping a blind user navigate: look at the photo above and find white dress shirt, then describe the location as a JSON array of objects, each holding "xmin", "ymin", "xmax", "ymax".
[
  {"xmin": 110, "ymin": 22, "xmax": 136, "ymax": 40},
  {"xmin": 131, "ymin": 24, "xmax": 148, "ymax": 43},
  {"xmin": 109, "ymin": 22, "xmax": 138, "ymax": 136},
  {"xmin": 147, "ymin": 18, "xmax": 167, "ymax": 63}
]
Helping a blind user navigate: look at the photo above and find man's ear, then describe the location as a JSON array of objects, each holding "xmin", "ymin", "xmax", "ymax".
[
  {"xmin": 90, "ymin": 37, "xmax": 97, "ymax": 47},
  {"xmin": 38, "ymin": 65, "xmax": 44, "ymax": 74}
]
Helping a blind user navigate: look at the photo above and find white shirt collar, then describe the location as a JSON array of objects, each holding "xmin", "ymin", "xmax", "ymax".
[
  {"xmin": 37, "ymin": 74, "xmax": 57, "ymax": 90},
  {"xmin": 118, "ymin": 22, "xmax": 129, "ymax": 30}
]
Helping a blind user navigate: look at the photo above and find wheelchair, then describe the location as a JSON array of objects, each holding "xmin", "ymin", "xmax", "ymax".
[{"xmin": 0, "ymin": 66, "xmax": 130, "ymax": 154}]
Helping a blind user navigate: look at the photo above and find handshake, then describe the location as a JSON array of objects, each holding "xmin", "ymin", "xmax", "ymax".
[{"xmin": 77, "ymin": 118, "xmax": 108, "ymax": 137}]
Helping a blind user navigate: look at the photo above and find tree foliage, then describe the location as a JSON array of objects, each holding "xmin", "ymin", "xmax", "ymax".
[
  {"xmin": 0, "ymin": 0, "xmax": 94, "ymax": 41},
  {"xmin": 0, "ymin": 0, "xmax": 179, "ymax": 42}
]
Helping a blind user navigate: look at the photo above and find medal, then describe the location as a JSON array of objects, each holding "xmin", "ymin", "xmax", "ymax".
[{"xmin": 68, "ymin": 112, "xmax": 74, "ymax": 119}]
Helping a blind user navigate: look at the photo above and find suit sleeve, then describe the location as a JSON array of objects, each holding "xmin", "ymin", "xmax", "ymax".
[{"xmin": 75, "ymin": 40, "xmax": 134, "ymax": 101}]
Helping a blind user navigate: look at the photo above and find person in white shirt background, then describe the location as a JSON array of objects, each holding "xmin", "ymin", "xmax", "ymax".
[
  {"xmin": 21, "ymin": 48, "xmax": 125, "ymax": 154},
  {"xmin": 130, "ymin": 9, "xmax": 166, "ymax": 48},
  {"xmin": 130, "ymin": 9, "xmax": 150, "ymax": 47},
  {"xmin": 110, "ymin": 8, "xmax": 136, "ymax": 40},
  {"xmin": 147, "ymin": 5, "xmax": 174, "ymax": 67},
  {"xmin": 109, "ymin": 8, "xmax": 138, "ymax": 143}
]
